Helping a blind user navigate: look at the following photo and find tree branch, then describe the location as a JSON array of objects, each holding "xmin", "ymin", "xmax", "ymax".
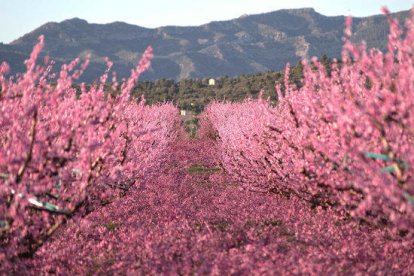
[{"xmin": 17, "ymin": 109, "xmax": 38, "ymax": 183}]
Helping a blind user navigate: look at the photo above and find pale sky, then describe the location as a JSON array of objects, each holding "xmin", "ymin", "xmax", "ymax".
[{"xmin": 0, "ymin": 0, "xmax": 413, "ymax": 43}]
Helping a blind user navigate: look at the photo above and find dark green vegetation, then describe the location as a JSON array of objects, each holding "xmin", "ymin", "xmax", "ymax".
[
  {"xmin": 70, "ymin": 56, "xmax": 325, "ymax": 120},
  {"xmin": 0, "ymin": 8, "xmax": 408, "ymax": 81},
  {"xmin": 132, "ymin": 70, "xmax": 282, "ymax": 111},
  {"xmin": 130, "ymin": 56, "xmax": 327, "ymax": 113}
]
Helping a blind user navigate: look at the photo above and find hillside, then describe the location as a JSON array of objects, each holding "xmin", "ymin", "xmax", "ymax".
[{"xmin": 0, "ymin": 8, "xmax": 410, "ymax": 81}]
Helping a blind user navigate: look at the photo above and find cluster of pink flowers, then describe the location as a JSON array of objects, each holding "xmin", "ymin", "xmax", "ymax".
[
  {"xmin": 200, "ymin": 8, "xmax": 414, "ymax": 233},
  {"xmin": 0, "ymin": 37, "xmax": 183, "ymax": 260},
  {"xmin": 199, "ymin": 98, "xmax": 271, "ymax": 192}
]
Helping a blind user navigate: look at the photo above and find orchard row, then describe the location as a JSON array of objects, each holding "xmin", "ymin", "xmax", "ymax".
[
  {"xmin": 199, "ymin": 8, "xmax": 414, "ymax": 234},
  {"xmin": 0, "ymin": 39, "xmax": 184, "ymax": 260}
]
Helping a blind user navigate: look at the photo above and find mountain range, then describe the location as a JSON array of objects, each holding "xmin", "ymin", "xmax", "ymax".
[{"xmin": 0, "ymin": 8, "xmax": 410, "ymax": 81}]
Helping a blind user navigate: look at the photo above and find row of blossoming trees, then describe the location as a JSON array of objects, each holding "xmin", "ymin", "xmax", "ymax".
[
  {"xmin": 199, "ymin": 8, "xmax": 414, "ymax": 234},
  {"xmin": 0, "ymin": 38, "xmax": 184, "ymax": 260}
]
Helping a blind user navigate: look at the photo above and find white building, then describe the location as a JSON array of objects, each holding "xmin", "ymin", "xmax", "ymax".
[{"xmin": 208, "ymin": 78, "xmax": 216, "ymax": 86}]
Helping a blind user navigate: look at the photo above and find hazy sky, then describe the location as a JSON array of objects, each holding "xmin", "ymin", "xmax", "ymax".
[{"xmin": 1, "ymin": 0, "xmax": 413, "ymax": 43}]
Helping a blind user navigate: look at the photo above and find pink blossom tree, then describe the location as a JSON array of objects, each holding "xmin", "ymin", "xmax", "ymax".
[
  {"xmin": 0, "ymin": 36, "xmax": 183, "ymax": 259},
  {"xmin": 200, "ymin": 8, "xmax": 414, "ymax": 233}
]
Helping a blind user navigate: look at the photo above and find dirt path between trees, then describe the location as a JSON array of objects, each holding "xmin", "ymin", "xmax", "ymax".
[{"xmin": 23, "ymin": 139, "xmax": 413, "ymax": 274}]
